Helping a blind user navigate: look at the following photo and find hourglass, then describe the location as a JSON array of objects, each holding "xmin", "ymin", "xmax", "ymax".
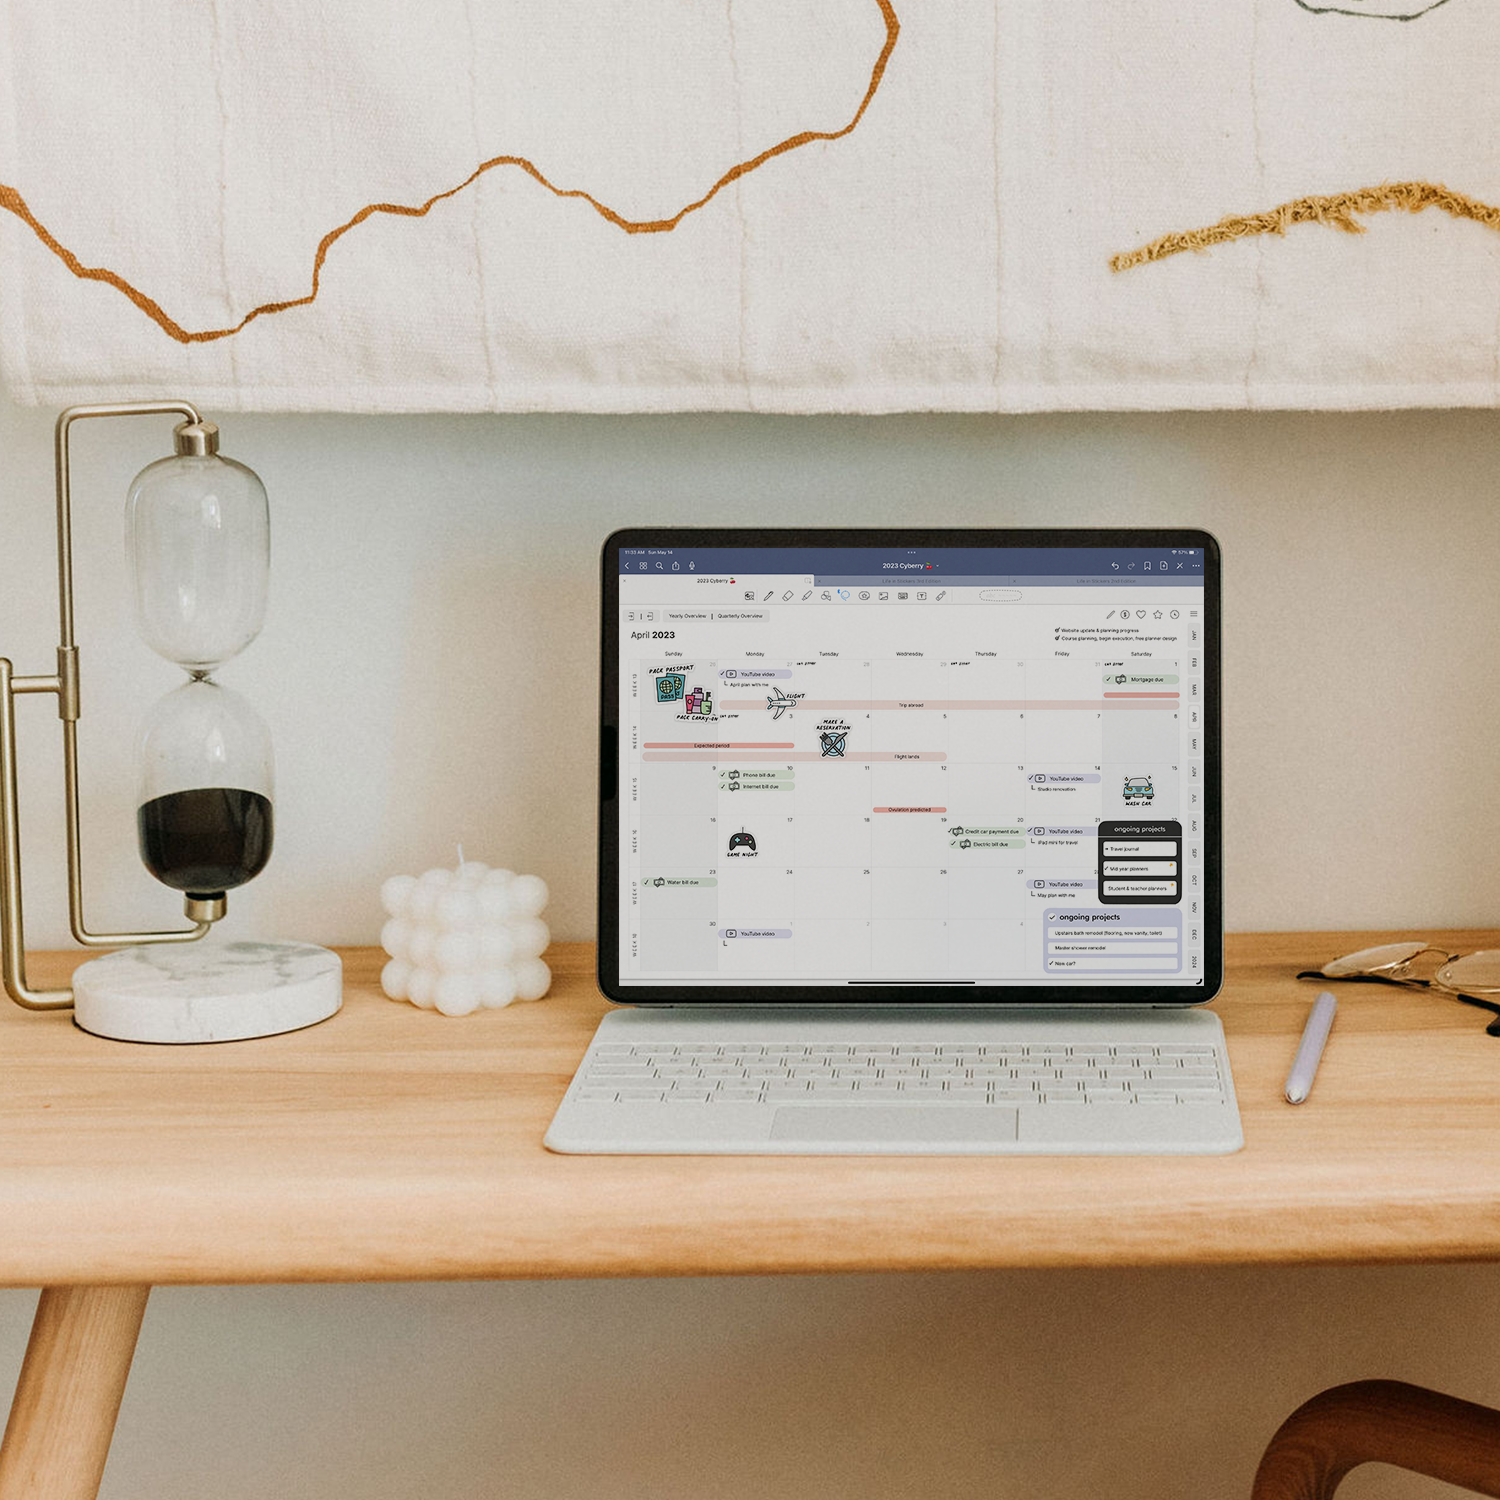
[
  {"xmin": 0, "ymin": 401, "xmax": 341, "ymax": 1043},
  {"xmin": 129, "ymin": 420, "xmax": 275, "ymax": 923}
]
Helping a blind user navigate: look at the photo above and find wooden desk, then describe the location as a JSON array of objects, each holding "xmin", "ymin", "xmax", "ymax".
[{"xmin": 3, "ymin": 931, "xmax": 1500, "ymax": 1498}]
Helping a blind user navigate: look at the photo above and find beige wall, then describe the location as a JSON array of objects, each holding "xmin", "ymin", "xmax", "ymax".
[
  {"xmin": 3, "ymin": 401, "xmax": 1499, "ymax": 946},
  {"xmin": 2, "ymin": 396, "xmax": 1498, "ymax": 1498},
  {"xmin": 2, "ymin": 1269, "xmax": 1498, "ymax": 1499}
]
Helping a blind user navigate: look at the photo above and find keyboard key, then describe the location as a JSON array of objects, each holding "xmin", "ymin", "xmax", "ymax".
[
  {"xmin": 1040, "ymin": 1092, "xmax": 1088, "ymax": 1104},
  {"xmin": 666, "ymin": 1090, "xmax": 712, "ymax": 1104},
  {"xmin": 615, "ymin": 1089, "xmax": 666, "ymax": 1102},
  {"xmin": 576, "ymin": 1088, "xmax": 620, "ymax": 1102}
]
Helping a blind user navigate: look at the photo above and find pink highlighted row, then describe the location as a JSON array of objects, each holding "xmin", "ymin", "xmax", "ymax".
[
  {"xmin": 719, "ymin": 698, "xmax": 1177, "ymax": 711},
  {"xmin": 642, "ymin": 751, "xmax": 949, "ymax": 762}
]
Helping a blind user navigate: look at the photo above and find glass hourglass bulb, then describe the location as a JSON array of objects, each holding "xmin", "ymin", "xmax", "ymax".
[
  {"xmin": 127, "ymin": 423, "xmax": 275, "ymax": 907},
  {"xmin": 137, "ymin": 680, "xmax": 274, "ymax": 900},
  {"xmin": 126, "ymin": 422, "xmax": 269, "ymax": 673}
]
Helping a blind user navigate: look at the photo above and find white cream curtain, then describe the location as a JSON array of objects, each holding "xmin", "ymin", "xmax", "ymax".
[{"xmin": 2, "ymin": 0, "xmax": 1498, "ymax": 412}]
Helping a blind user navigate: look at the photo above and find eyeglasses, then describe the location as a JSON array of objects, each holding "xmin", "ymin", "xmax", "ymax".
[{"xmin": 1298, "ymin": 942, "xmax": 1500, "ymax": 1036}]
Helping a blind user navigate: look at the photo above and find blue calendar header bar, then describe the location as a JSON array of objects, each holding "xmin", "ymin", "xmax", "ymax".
[{"xmin": 619, "ymin": 546, "xmax": 1205, "ymax": 581}]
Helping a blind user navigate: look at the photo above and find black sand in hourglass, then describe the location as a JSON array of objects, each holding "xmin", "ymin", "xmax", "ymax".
[{"xmin": 137, "ymin": 787, "xmax": 273, "ymax": 900}]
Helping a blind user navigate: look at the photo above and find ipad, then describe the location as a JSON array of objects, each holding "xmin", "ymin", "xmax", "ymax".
[{"xmin": 599, "ymin": 528, "xmax": 1221, "ymax": 1007}]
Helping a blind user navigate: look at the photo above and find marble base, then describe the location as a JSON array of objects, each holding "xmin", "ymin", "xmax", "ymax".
[{"xmin": 72, "ymin": 941, "xmax": 342, "ymax": 1044}]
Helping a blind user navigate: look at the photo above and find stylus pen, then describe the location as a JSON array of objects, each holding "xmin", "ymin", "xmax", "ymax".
[{"xmin": 1284, "ymin": 991, "xmax": 1338, "ymax": 1105}]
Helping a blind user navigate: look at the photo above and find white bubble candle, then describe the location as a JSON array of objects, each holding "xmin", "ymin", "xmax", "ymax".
[{"xmin": 379, "ymin": 857, "xmax": 551, "ymax": 1016}]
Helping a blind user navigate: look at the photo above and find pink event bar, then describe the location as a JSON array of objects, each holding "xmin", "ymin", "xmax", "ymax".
[
  {"xmin": 720, "ymin": 698, "xmax": 1177, "ymax": 711},
  {"xmin": 873, "ymin": 806, "xmax": 948, "ymax": 813},
  {"xmin": 642, "ymin": 741, "xmax": 795, "ymax": 749},
  {"xmin": 642, "ymin": 751, "xmax": 949, "ymax": 762}
]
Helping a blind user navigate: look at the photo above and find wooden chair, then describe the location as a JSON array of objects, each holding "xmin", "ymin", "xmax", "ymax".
[{"xmin": 1252, "ymin": 1381, "xmax": 1500, "ymax": 1499}]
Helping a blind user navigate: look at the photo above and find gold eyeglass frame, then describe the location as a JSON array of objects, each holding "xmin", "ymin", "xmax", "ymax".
[{"xmin": 1298, "ymin": 942, "xmax": 1500, "ymax": 1036}]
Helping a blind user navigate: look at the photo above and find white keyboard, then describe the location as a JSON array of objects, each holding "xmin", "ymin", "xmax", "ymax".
[
  {"xmin": 575, "ymin": 1040, "xmax": 1228, "ymax": 1107},
  {"xmin": 546, "ymin": 1008, "xmax": 1243, "ymax": 1156}
]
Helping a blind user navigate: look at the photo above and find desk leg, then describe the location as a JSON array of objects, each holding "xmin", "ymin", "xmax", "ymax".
[{"xmin": 0, "ymin": 1286, "xmax": 150, "ymax": 1500}]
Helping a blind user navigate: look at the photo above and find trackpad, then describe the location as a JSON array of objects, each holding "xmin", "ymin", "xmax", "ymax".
[{"xmin": 770, "ymin": 1105, "xmax": 1019, "ymax": 1144}]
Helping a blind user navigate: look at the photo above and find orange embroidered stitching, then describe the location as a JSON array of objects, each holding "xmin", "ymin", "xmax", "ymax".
[{"xmin": 0, "ymin": 0, "xmax": 899, "ymax": 344}]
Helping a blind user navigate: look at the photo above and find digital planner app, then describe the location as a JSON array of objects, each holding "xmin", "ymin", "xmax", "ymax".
[{"xmin": 617, "ymin": 548, "xmax": 1206, "ymax": 987}]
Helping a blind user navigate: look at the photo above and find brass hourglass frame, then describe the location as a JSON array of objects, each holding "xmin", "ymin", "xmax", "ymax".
[{"xmin": 0, "ymin": 401, "xmax": 222, "ymax": 1012}]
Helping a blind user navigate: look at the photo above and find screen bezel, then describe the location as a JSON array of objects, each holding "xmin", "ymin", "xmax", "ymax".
[{"xmin": 598, "ymin": 527, "xmax": 1222, "ymax": 1007}]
